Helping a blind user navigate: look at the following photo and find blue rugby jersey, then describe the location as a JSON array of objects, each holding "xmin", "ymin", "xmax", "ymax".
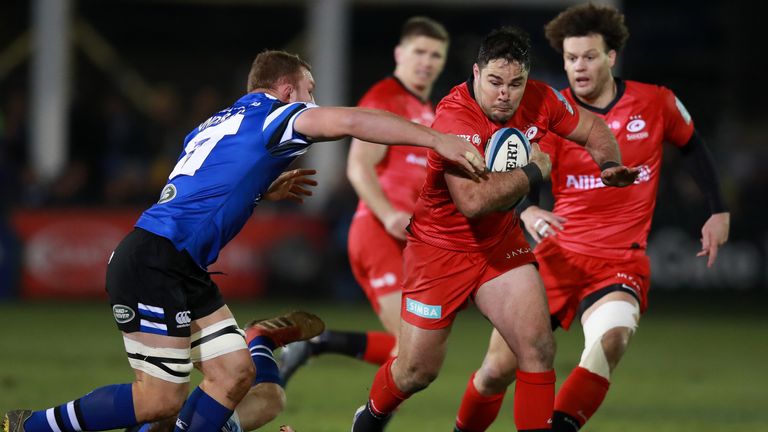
[{"xmin": 136, "ymin": 92, "xmax": 317, "ymax": 268}]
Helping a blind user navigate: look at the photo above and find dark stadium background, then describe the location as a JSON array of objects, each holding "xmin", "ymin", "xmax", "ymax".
[{"xmin": 1, "ymin": 1, "xmax": 766, "ymax": 430}]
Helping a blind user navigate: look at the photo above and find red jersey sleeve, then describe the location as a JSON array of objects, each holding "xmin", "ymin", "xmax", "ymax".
[
  {"xmin": 660, "ymin": 87, "xmax": 695, "ymax": 147},
  {"xmin": 543, "ymin": 85, "xmax": 580, "ymax": 138},
  {"xmin": 429, "ymin": 104, "xmax": 488, "ymax": 169}
]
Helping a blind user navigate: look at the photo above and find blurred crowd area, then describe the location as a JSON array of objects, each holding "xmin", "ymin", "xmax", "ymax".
[{"xmin": 1, "ymin": 0, "xmax": 766, "ymax": 294}]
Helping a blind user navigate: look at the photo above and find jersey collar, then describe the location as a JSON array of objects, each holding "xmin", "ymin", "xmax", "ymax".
[
  {"xmin": 570, "ymin": 77, "xmax": 626, "ymax": 115},
  {"xmin": 392, "ymin": 75, "xmax": 430, "ymax": 104}
]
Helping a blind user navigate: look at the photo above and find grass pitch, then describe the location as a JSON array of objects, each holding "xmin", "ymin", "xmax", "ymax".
[{"xmin": 1, "ymin": 292, "xmax": 766, "ymax": 431}]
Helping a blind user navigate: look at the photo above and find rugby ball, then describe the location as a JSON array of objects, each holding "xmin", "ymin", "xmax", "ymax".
[
  {"xmin": 484, "ymin": 127, "xmax": 532, "ymax": 172},
  {"xmin": 484, "ymin": 127, "xmax": 532, "ymax": 209}
]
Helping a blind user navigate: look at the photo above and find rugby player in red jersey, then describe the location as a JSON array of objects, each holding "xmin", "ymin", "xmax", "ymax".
[
  {"xmin": 351, "ymin": 26, "xmax": 638, "ymax": 432},
  {"xmin": 454, "ymin": 5, "xmax": 730, "ymax": 432},
  {"xmin": 278, "ymin": 16, "xmax": 450, "ymax": 383}
]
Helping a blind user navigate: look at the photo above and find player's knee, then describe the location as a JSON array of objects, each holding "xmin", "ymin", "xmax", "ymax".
[
  {"xmin": 257, "ymin": 384, "xmax": 287, "ymax": 424},
  {"xmin": 579, "ymin": 300, "xmax": 639, "ymax": 379},
  {"xmin": 517, "ymin": 332, "xmax": 556, "ymax": 369},
  {"xmin": 600, "ymin": 327, "xmax": 631, "ymax": 370},
  {"xmin": 237, "ymin": 383, "xmax": 286, "ymax": 429},
  {"xmin": 400, "ymin": 363, "xmax": 439, "ymax": 393},
  {"xmin": 133, "ymin": 382, "xmax": 188, "ymax": 421},
  {"xmin": 475, "ymin": 364, "xmax": 516, "ymax": 394},
  {"xmin": 224, "ymin": 359, "xmax": 256, "ymax": 401}
]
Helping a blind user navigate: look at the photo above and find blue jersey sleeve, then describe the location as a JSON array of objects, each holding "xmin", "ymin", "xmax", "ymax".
[{"xmin": 263, "ymin": 102, "xmax": 318, "ymax": 157}]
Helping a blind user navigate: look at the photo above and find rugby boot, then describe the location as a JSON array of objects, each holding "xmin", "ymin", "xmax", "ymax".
[
  {"xmin": 351, "ymin": 402, "xmax": 392, "ymax": 432},
  {"xmin": 278, "ymin": 340, "xmax": 313, "ymax": 384},
  {"xmin": 244, "ymin": 311, "xmax": 325, "ymax": 347}
]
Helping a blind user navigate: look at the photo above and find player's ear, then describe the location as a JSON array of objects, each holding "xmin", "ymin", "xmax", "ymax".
[
  {"xmin": 472, "ymin": 63, "xmax": 480, "ymax": 81},
  {"xmin": 278, "ymin": 83, "xmax": 294, "ymax": 103},
  {"xmin": 394, "ymin": 44, "xmax": 403, "ymax": 63},
  {"xmin": 607, "ymin": 49, "xmax": 617, "ymax": 68}
]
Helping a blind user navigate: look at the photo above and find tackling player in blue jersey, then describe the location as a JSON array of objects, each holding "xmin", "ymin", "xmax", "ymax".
[{"xmin": 3, "ymin": 50, "xmax": 486, "ymax": 432}]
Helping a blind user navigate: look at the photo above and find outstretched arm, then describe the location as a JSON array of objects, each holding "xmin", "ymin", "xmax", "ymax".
[{"xmin": 294, "ymin": 107, "xmax": 486, "ymax": 179}]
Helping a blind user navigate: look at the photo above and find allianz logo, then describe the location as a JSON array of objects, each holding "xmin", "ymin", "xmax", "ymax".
[
  {"xmin": 565, "ymin": 165, "xmax": 651, "ymax": 190},
  {"xmin": 405, "ymin": 298, "xmax": 441, "ymax": 319}
]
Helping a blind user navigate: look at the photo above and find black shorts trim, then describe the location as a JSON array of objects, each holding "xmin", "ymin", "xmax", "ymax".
[{"xmin": 577, "ymin": 284, "xmax": 640, "ymax": 318}]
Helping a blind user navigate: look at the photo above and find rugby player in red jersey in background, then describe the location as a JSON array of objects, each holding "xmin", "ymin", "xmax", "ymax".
[
  {"xmin": 454, "ymin": 4, "xmax": 730, "ymax": 432},
  {"xmin": 279, "ymin": 17, "xmax": 450, "ymax": 383},
  {"xmin": 351, "ymin": 26, "xmax": 638, "ymax": 432}
]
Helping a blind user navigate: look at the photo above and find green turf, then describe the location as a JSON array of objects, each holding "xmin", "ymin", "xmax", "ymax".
[{"xmin": 1, "ymin": 293, "xmax": 766, "ymax": 431}]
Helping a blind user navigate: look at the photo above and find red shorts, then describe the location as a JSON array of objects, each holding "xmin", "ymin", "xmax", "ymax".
[
  {"xmin": 401, "ymin": 226, "xmax": 536, "ymax": 330},
  {"xmin": 348, "ymin": 213, "xmax": 406, "ymax": 314},
  {"xmin": 536, "ymin": 239, "xmax": 650, "ymax": 330}
]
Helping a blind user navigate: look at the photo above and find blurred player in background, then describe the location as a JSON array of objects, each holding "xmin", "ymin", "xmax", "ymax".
[
  {"xmin": 454, "ymin": 4, "xmax": 730, "ymax": 431},
  {"xmin": 351, "ymin": 26, "xmax": 638, "ymax": 432},
  {"xmin": 3, "ymin": 50, "xmax": 485, "ymax": 432},
  {"xmin": 279, "ymin": 16, "xmax": 449, "ymax": 384}
]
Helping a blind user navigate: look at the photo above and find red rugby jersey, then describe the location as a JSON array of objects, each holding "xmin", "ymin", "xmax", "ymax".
[
  {"xmin": 410, "ymin": 78, "xmax": 580, "ymax": 251},
  {"xmin": 352, "ymin": 77, "xmax": 435, "ymax": 217},
  {"xmin": 540, "ymin": 79, "xmax": 694, "ymax": 259}
]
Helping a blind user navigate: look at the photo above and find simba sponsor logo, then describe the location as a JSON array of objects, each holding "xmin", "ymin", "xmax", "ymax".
[
  {"xmin": 405, "ymin": 298, "xmax": 442, "ymax": 319},
  {"xmin": 405, "ymin": 153, "xmax": 427, "ymax": 167}
]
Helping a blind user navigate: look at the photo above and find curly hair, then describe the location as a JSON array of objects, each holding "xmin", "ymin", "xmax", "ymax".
[{"xmin": 544, "ymin": 3, "xmax": 629, "ymax": 54}]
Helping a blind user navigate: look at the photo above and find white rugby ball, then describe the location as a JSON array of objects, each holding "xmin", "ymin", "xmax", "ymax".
[
  {"xmin": 484, "ymin": 127, "xmax": 532, "ymax": 209},
  {"xmin": 484, "ymin": 127, "xmax": 532, "ymax": 172}
]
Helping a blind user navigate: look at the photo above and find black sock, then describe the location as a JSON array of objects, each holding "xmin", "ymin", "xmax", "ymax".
[
  {"xmin": 352, "ymin": 401, "xmax": 390, "ymax": 432},
  {"xmin": 312, "ymin": 330, "xmax": 368, "ymax": 358},
  {"xmin": 552, "ymin": 411, "xmax": 582, "ymax": 432}
]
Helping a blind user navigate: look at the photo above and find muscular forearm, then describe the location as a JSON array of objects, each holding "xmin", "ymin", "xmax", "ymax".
[
  {"xmin": 297, "ymin": 107, "xmax": 439, "ymax": 149},
  {"xmin": 345, "ymin": 108, "xmax": 440, "ymax": 149},
  {"xmin": 583, "ymin": 118, "xmax": 622, "ymax": 167},
  {"xmin": 449, "ymin": 168, "xmax": 532, "ymax": 218}
]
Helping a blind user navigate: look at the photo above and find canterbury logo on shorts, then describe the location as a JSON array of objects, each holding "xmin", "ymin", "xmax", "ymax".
[{"xmin": 405, "ymin": 298, "xmax": 442, "ymax": 319}]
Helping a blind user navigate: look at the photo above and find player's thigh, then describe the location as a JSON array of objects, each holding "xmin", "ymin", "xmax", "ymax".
[
  {"xmin": 395, "ymin": 319, "xmax": 452, "ymax": 376},
  {"xmin": 475, "ymin": 264, "xmax": 553, "ymax": 357}
]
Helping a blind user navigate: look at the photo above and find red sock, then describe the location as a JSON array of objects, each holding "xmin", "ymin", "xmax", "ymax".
[
  {"xmin": 514, "ymin": 369, "xmax": 556, "ymax": 431},
  {"xmin": 554, "ymin": 366, "xmax": 610, "ymax": 429},
  {"xmin": 362, "ymin": 331, "xmax": 396, "ymax": 365},
  {"xmin": 455, "ymin": 372, "xmax": 506, "ymax": 432},
  {"xmin": 368, "ymin": 357, "xmax": 410, "ymax": 416}
]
